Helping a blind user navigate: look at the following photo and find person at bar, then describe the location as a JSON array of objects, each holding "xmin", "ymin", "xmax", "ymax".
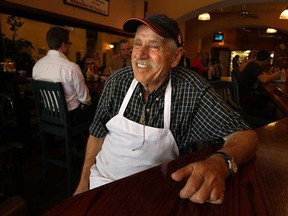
[
  {"xmin": 190, "ymin": 52, "xmax": 207, "ymax": 77},
  {"xmin": 239, "ymin": 50, "xmax": 258, "ymax": 72},
  {"xmin": 79, "ymin": 49, "xmax": 102, "ymax": 79},
  {"xmin": 74, "ymin": 14, "xmax": 258, "ymax": 204},
  {"xmin": 232, "ymin": 55, "xmax": 240, "ymax": 72},
  {"xmin": 237, "ymin": 49, "xmax": 281, "ymax": 121},
  {"xmin": 102, "ymin": 39, "xmax": 132, "ymax": 76}
]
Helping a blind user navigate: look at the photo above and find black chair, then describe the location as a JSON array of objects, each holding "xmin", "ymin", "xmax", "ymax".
[
  {"xmin": 209, "ymin": 79, "xmax": 242, "ymax": 113},
  {"xmin": 209, "ymin": 79, "xmax": 273, "ymax": 128},
  {"xmin": 30, "ymin": 80, "xmax": 91, "ymax": 195},
  {"xmin": 0, "ymin": 93, "xmax": 15, "ymax": 129},
  {"xmin": 0, "ymin": 72, "xmax": 32, "ymax": 147},
  {"xmin": 0, "ymin": 93, "xmax": 25, "ymax": 147},
  {"xmin": 0, "ymin": 93, "xmax": 25, "ymax": 197}
]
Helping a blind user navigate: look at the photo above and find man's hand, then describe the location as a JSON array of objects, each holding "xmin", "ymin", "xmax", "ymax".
[{"xmin": 171, "ymin": 155, "xmax": 229, "ymax": 204}]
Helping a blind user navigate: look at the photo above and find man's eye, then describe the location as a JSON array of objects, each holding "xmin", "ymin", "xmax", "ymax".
[
  {"xmin": 149, "ymin": 44, "xmax": 161, "ymax": 51},
  {"xmin": 133, "ymin": 42, "xmax": 142, "ymax": 48}
]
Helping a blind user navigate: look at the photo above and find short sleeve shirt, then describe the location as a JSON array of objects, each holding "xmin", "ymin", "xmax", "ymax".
[{"xmin": 90, "ymin": 66, "xmax": 250, "ymax": 155}]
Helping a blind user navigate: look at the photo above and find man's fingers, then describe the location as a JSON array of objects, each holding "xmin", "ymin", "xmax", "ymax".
[
  {"xmin": 171, "ymin": 160, "xmax": 226, "ymax": 204},
  {"xmin": 171, "ymin": 165, "xmax": 194, "ymax": 181},
  {"xmin": 179, "ymin": 172, "xmax": 204, "ymax": 199},
  {"xmin": 207, "ymin": 187, "xmax": 225, "ymax": 204}
]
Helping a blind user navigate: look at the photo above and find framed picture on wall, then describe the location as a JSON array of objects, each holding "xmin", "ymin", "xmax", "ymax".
[{"xmin": 64, "ymin": 0, "xmax": 109, "ymax": 16}]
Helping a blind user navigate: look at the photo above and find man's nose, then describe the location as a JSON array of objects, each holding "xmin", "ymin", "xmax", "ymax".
[{"xmin": 135, "ymin": 46, "xmax": 149, "ymax": 58}]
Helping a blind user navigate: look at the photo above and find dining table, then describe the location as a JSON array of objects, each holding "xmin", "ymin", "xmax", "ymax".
[{"xmin": 45, "ymin": 116, "xmax": 288, "ymax": 216}]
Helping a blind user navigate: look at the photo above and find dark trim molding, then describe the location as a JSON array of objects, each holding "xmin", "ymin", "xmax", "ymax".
[{"xmin": 0, "ymin": 0, "xmax": 133, "ymax": 37}]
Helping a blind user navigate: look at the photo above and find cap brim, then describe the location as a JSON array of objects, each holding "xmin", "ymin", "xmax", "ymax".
[{"xmin": 123, "ymin": 18, "xmax": 166, "ymax": 37}]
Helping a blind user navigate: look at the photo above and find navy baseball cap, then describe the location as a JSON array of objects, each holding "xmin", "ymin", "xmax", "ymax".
[{"xmin": 123, "ymin": 14, "xmax": 183, "ymax": 47}]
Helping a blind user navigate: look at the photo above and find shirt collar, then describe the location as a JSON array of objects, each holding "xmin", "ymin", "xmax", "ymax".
[
  {"xmin": 136, "ymin": 72, "xmax": 171, "ymax": 100},
  {"xmin": 47, "ymin": 50, "xmax": 68, "ymax": 59}
]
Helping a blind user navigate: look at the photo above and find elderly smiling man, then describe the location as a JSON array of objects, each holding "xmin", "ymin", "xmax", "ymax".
[{"xmin": 74, "ymin": 14, "xmax": 258, "ymax": 204}]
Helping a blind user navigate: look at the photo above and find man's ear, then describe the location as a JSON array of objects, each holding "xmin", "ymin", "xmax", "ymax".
[
  {"xmin": 171, "ymin": 47, "xmax": 184, "ymax": 68},
  {"xmin": 58, "ymin": 42, "xmax": 66, "ymax": 52}
]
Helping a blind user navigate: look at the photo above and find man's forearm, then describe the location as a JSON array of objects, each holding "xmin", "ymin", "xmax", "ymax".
[
  {"xmin": 78, "ymin": 135, "xmax": 104, "ymax": 184},
  {"xmin": 221, "ymin": 130, "xmax": 259, "ymax": 166}
]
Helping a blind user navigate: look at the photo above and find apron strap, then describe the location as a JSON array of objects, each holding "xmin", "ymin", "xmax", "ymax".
[
  {"xmin": 118, "ymin": 78, "xmax": 172, "ymax": 130},
  {"xmin": 163, "ymin": 78, "xmax": 171, "ymax": 130},
  {"xmin": 118, "ymin": 79, "xmax": 138, "ymax": 115}
]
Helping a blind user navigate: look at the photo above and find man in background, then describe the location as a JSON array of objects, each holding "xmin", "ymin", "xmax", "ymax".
[
  {"xmin": 103, "ymin": 39, "xmax": 132, "ymax": 75},
  {"xmin": 238, "ymin": 49, "xmax": 280, "ymax": 121},
  {"xmin": 33, "ymin": 26, "xmax": 94, "ymax": 125},
  {"xmin": 190, "ymin": 52, "xmax": 207, "ymax": 77},
  {"xmin": 239, "ymin": 50, "xmax": 258, "ymax": 72}
]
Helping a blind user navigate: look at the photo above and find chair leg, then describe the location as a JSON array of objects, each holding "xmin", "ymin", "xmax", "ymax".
[
  {"xmin": 65, "ymin": 135, "xmax": 73, "ymax": 195},
  {"xmin": 40, "ymin": 131, "xmax": 48, "ymax": 190}
]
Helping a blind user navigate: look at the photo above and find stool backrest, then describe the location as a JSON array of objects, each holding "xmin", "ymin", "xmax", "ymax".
[
  {"xmin": 209, "ymin": 80, "xmax": 242, "ymax": 113},
  {"xmin": 209, "ymin": 80, "xmax": 239, "ymax": 104},
  {"xmin": 0, "ymin": 93, "xmax": 14, "ymax": 129},
  {"xmin": 30, "ymin": 80, "xmax": 70, "ymax": 128}
]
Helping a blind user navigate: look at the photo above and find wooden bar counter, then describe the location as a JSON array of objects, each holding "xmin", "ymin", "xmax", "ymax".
[
  {"xmin": 263, "ymin": 82, "xmax": 288, "ymax": 115},
  {"xmin": 45, "ymin": 117, "xmax": 288, "ymax": 216}
]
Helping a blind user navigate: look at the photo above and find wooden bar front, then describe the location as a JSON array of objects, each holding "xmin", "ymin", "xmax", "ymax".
[
  {"xmin": 45, "ymin": 117, "xmax": 288, "ymax": 216},
  {"xmin": 263, "ymin": 82, "xmax": 288, "ymax": 115}
]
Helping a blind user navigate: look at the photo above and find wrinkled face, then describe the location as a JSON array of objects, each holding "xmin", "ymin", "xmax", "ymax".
[
  {"xmin": 132, "ymin": 25, "xmax": 182, "ymax": 90},
  {"xmin": 119, "ymin": 42, "xmax": 132, "ymax": 59}
]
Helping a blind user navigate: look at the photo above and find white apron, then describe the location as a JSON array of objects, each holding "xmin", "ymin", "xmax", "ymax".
[{"xmin": 89, "ymin": 78, "xmax": 179, "ymax": 189}]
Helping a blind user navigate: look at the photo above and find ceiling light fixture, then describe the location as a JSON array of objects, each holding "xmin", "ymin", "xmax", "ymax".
[
  {"xmin": 198, "ymin": 13, "xmax": 210, "ymax": 21},
  {"xmin": 279, "ymin": 7, "xmax": 288, "ymax": 19},
  {"xmin": 266, "ymin": 28, "xmax": 277, "ymax": 33}
]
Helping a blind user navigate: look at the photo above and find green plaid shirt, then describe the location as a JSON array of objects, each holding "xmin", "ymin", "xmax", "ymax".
[{"xmin": 90, "ymin": 66, "xmax": 250, "ymax": 155}]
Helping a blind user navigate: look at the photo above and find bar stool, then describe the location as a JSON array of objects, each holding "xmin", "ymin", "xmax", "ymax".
[{"xmin": 30, "ymin": 80, "xmax": 91, "ymax": 195}]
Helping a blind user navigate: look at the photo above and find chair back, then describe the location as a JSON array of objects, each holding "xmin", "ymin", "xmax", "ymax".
[
  {"xmin": 0, "ymin": 93, "xmax": 15, "ymax": 129},
  {"xmin": 0, "ymin": 73, "xmax": 20, "ymax": 100},
  {"xmin": 30, "ymin": 80, "xmax": 70, "ymax": 128},
  {"xmin": 209, "ymin": 80, "xmax": 239, "ymax": 104},
  {"xmin": 209, "ymin": 79, "xmax": 242, "ymax": 113},
  {"xmin": 30, "ymin": 79, "xmax": 91, "ymax": 195}
]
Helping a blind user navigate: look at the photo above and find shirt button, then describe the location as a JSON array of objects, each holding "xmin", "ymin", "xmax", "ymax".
[
  {"xmin": 156, "ymin": 98, "xmax": 159, "ymax": 101},
  {"xmin": 146, "ymin": 108, "xmax": 150, "ymax": 112}
]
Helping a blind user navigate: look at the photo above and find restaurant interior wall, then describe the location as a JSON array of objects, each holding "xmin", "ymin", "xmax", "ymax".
[
  {"xmin": 147, "ymin": 0, "xmax": 222, "ymax": 20},
  {"xmin": 147, "ymin": 0, "xmax": 288, "ymax": 23},
  {"xmin": 3, "ymin": 0, "xmax": 288, "ymax": 72},
  {"xmin": 186, "ymin": 25, "xmax": 288, "ymax": 74},
  {"xmin": 0, "ymin": 13, "xmax": 133, "ymax": 66},
  {"xmin": 184, "ymin": 10, "xmax": 288, "ymax": 72},
  {"xmin": 0, "ymin": 14, "xmax": 86, "ymax": 62},
  {"xmin": 5, "ymin": 0, "xmax": 145, "ymax": 31}
]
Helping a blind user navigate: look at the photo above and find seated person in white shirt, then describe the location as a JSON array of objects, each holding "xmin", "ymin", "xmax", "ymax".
[{"xmin": 33, "ymin": 26, "xmax": 95, "ymax": 125}]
